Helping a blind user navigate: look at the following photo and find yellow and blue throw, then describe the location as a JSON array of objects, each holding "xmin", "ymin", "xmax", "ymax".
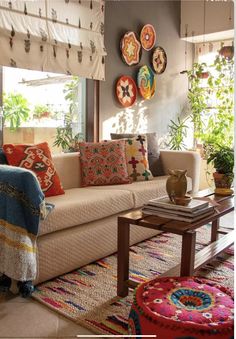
[{"xmin": 0, "ymin": 165, "xmax": 45, "ymax": 282}]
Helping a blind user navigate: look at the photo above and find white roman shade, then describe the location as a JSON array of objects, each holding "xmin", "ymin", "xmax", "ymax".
[{"xmin": 0, "ymin": 0, "xmax": 106, "ymax": 80}]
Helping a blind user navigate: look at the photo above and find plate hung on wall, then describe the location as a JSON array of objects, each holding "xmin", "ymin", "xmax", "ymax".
[
  {"xmin": 116, "ymin": 75, "xmax": 137, "ymax": 107},
  {"xmin": 152, "ymin": 46, "xmax": 167, "ymax": 74},
  {"xmin": 137, "ymin": 65, "xmax": 156, "ymax": 100},
  {"xmin": 120, "ymin": 31, "xmax": 142, "ymax": 66},
  {"xmin": 140, "ymin": 24, "xmax": 156, "ymax": 51}
]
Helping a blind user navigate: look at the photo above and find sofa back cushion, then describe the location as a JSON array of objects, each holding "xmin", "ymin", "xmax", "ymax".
[
  {"xmin": 79, "ymin": 140, "xmax": 130, "ymax": 186},
  {"xmin": 52, "ymin": 152, "xmax": 81, "ymax": 189}
]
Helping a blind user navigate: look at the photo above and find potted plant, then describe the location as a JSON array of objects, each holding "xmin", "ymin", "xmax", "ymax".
[
  {"xmin": 206, "ymin": 145, "xmax": 234, "ymax": 195},
  {"xmin": 33, "ymin": 104, "xmax": 51, "ymax": 119}
]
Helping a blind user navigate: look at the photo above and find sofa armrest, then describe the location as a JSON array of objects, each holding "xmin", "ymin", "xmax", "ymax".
[{"xmin": 159, "ymin": 150, "xmax": 201, "ymax": 193}]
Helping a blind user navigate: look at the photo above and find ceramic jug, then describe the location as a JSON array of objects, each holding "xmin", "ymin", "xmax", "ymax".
[{"xmin": 166, "ymin": 169, "xmax": 187, "ymax": 203}]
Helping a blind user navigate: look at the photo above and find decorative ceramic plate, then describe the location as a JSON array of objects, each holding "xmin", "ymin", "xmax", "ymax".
[
  {"xmin": 137, "ymin": 65, "xmax": 156, "ymax": 100},
  {"xmin": 116, "ymin": 75, "xmax": 137, "ymax": 107},
  {"xmin": 140, "ymin": 24, "xmax": 156, "ymax": 51},
  {"xmin": 152, "ymin": 46, "xmax": 167, "ymax": 74},
  {"xmin": 120, "ymin": 31, "xmax": 141, "ymax": 66}
]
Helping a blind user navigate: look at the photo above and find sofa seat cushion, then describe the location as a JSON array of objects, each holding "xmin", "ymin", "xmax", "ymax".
[
  {"xmin": 88, "ymin": 176, "xmax": 192, "ymax": 208},
  {"xmin": 40, "ymin": 188, "xmax": 134, "ymax": 236}
]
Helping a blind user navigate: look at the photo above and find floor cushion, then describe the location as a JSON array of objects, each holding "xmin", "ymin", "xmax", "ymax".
[{"xmin": 129, "ymin": 276, "xmax": 234, "ymax": 338}]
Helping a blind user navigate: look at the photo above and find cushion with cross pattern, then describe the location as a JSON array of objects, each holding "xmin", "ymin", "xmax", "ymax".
[{"xmin": 125, "ymin": 135, "xmax": 153, "ymax": 182}]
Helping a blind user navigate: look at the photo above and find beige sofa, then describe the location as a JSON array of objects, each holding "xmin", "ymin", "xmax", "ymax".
[{"xmin": 35, "ymin": 150, "xmax": 200, "ymax": 284}]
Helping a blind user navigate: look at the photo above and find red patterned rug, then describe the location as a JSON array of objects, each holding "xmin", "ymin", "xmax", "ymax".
[{"xmin": 32, "ymin": 225, "xmax": 234, "ymax": 335}]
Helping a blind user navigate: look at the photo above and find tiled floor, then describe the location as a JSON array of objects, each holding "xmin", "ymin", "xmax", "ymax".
[{"xmin": 0, "ymin": 212, "xmax": 234, "ymax": 339}]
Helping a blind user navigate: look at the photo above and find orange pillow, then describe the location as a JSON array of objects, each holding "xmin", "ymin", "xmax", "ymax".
[{"xmin": 3, "ymin": 142, "xmax": 64, "ymax": 197}]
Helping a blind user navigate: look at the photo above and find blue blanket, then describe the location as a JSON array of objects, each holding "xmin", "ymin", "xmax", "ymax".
[{"xmin": 0, "ymin": 165, "xmax": 45, "ymax": 281}]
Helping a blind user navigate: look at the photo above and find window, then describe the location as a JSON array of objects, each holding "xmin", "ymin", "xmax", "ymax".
[{"xmin": 2, "ymin": 67, "xmax": 86, "ymax": 152}]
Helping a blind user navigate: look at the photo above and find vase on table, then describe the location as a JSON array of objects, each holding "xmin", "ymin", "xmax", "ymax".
[{"xmin": 166, "ymin": 169, "xmax": 187, "ymax": 203}]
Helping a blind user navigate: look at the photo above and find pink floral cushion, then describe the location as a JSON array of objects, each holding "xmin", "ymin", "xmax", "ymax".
[{"xmin": 79, "ymin": 140, "xmax": 130, "ymax": 186}]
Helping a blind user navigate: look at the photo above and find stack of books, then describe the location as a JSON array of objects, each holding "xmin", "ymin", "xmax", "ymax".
[{"xmin": 142, "ymin": 196, "xmax": 215, "ymax": 222}]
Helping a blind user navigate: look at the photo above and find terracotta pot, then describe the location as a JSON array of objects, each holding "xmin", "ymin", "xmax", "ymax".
[
  {"xmin": 219, "ymin": 46, "xmax": 234, "ymax": 60},
  {"xmin": 213, "ymin": 172, "xmax": 234, "ymax": 196},
  {"xmin": 196, "ymin": 71, "xmax": 209, "ymax": 79},
  {"xmin": 166, "ymin": 169, "xmax": 187, "ymax": 203}
]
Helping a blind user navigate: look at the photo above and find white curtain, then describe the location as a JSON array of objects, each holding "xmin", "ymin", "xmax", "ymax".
[{"xmin": 0, "ymin": 0, "xmax": 106, "ymax": 80}]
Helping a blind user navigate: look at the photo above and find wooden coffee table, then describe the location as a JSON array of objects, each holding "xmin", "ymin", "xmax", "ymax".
[{"xmin": 117, "ymin": 190, "xmax": 234, "ymax": 297}]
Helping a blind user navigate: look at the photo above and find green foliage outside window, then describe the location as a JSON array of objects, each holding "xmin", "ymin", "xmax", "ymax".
[
  {"xmin": 3, "ymin": 92, "xmax": 30, "ymax": 130},
  {"xmin": 168, "ymin": 54, "xmax": 234, "ymax": 151},
  {"xmin": 53, "ymin": 77, "xmax": 83, "ymax": 151}
]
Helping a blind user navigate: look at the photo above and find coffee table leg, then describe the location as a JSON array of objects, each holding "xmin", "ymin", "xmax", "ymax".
[
  {"xmin": 211, "ymin": 219, "xmax": 219, "ymax": 242},
  {"xmin": 181, "ymin": 230, "xmax": 196, "ymax": 276},
  {"xmin": 117, "ymin": 219, "xmax": 130, "ymax": 297}
]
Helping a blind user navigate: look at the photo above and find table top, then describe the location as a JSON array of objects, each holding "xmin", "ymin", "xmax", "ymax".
[{"xmin": 118, "ymin": 191, "xmax": 234, "ymax": 236}]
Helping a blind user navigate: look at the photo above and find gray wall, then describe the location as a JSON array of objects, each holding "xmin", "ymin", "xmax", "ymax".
[{"xmin": 100, "ymin": 0, "xmax": 193, "ymax": 142}]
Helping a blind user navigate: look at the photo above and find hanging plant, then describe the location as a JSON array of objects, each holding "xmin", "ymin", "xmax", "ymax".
[{"xmin": 219, "ymin": 46, "xmax": 234, "ymax": 60}]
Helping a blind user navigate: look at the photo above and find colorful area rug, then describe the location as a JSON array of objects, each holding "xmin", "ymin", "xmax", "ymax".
[{"xmin": 32, "ymin": 226, "xmax": 234, "ymax": 335}]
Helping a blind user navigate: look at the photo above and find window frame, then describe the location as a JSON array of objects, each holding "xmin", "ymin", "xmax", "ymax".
[{"xmin": 0, "ymin": 68, "xmax": 99, "ymax": 147}]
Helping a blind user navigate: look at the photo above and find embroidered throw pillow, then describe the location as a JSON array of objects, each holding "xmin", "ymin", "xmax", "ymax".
[
  {"xmin": 110, "ymin": 132, "xmax": 164, "ymax": 176},
  {"xmin": 3, "ymin": 142, "xmax": 64, "ymax": 197},
  {"xmin": 79, "ymin": 140, "xmax": 130, "ymax": 186},
  {"xmin": 125, "ymin": 135, "xmax": 153, "ymax": 182}
]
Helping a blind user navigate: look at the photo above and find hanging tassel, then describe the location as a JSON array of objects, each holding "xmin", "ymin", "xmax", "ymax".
[
  {"xmin": 24, "ymin": 3, "xmax": 27, "ymax": 15},
  {"xmin": 40, "ymin": 45, "xmax": 43, "ymax": 52},
  {"xmin": 11, "ymin": 25, "xmax": 15, "ymax": 37},
  {"xmin": 100, "ymin": 22, "xmax": 104, "ymax": 35},
  {"xmin": 53, "ymin": 46, "xmax": 56, "ymax": 58},
  {"xmin": 9, "ymin": 37, "xmax": 13, "ymax": 49},
  {"xmin": 90, "ymin": 22, "xmax": 93, "ymax": 30},
  {"xmin": 102, "ymin": 56, "xmax": 105, "ymax": 64},
  {"xmin": 78, "ymin": 19, "xmax": 81, "ymax": 29},
  {"xmin": 90, "ymin": 0, "xmax": 92, "ymax": 10},
  {"xmin": 24, "ymin": 39, "xmax": 30, "ymax": 53},
  {"xmin": 77, "ymin": 51, "xmax": 82, "ymax": 63},
  {"xmin": 66, "ymin": 49, "xmax": 69, "ymax": 58}
]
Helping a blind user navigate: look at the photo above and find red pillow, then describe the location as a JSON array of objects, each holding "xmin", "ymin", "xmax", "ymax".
[
  {"xmin": 79, "ymin": 140, "xmax": 130, "ymax": 186},
  {"xmin": 3, "ymin": 142, "xmax": 64, "ymax": 197}
]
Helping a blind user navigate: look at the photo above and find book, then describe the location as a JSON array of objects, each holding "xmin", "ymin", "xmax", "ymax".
[
  {"xmin": 142, "ymin": 206, "xmax": 215, "ymax": 223},
  {"xmin": 143, "ymin": 204, "xmax": 215, "ymax": 217},
  {"xmin": 148, "ymin": 196, "xmax": 209, "ymax": 212}
]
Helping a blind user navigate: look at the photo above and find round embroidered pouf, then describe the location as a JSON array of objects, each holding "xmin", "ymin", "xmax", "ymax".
[{"xmin": 128, "ymin": 276, "xmax": 234, "ymax": 339}]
